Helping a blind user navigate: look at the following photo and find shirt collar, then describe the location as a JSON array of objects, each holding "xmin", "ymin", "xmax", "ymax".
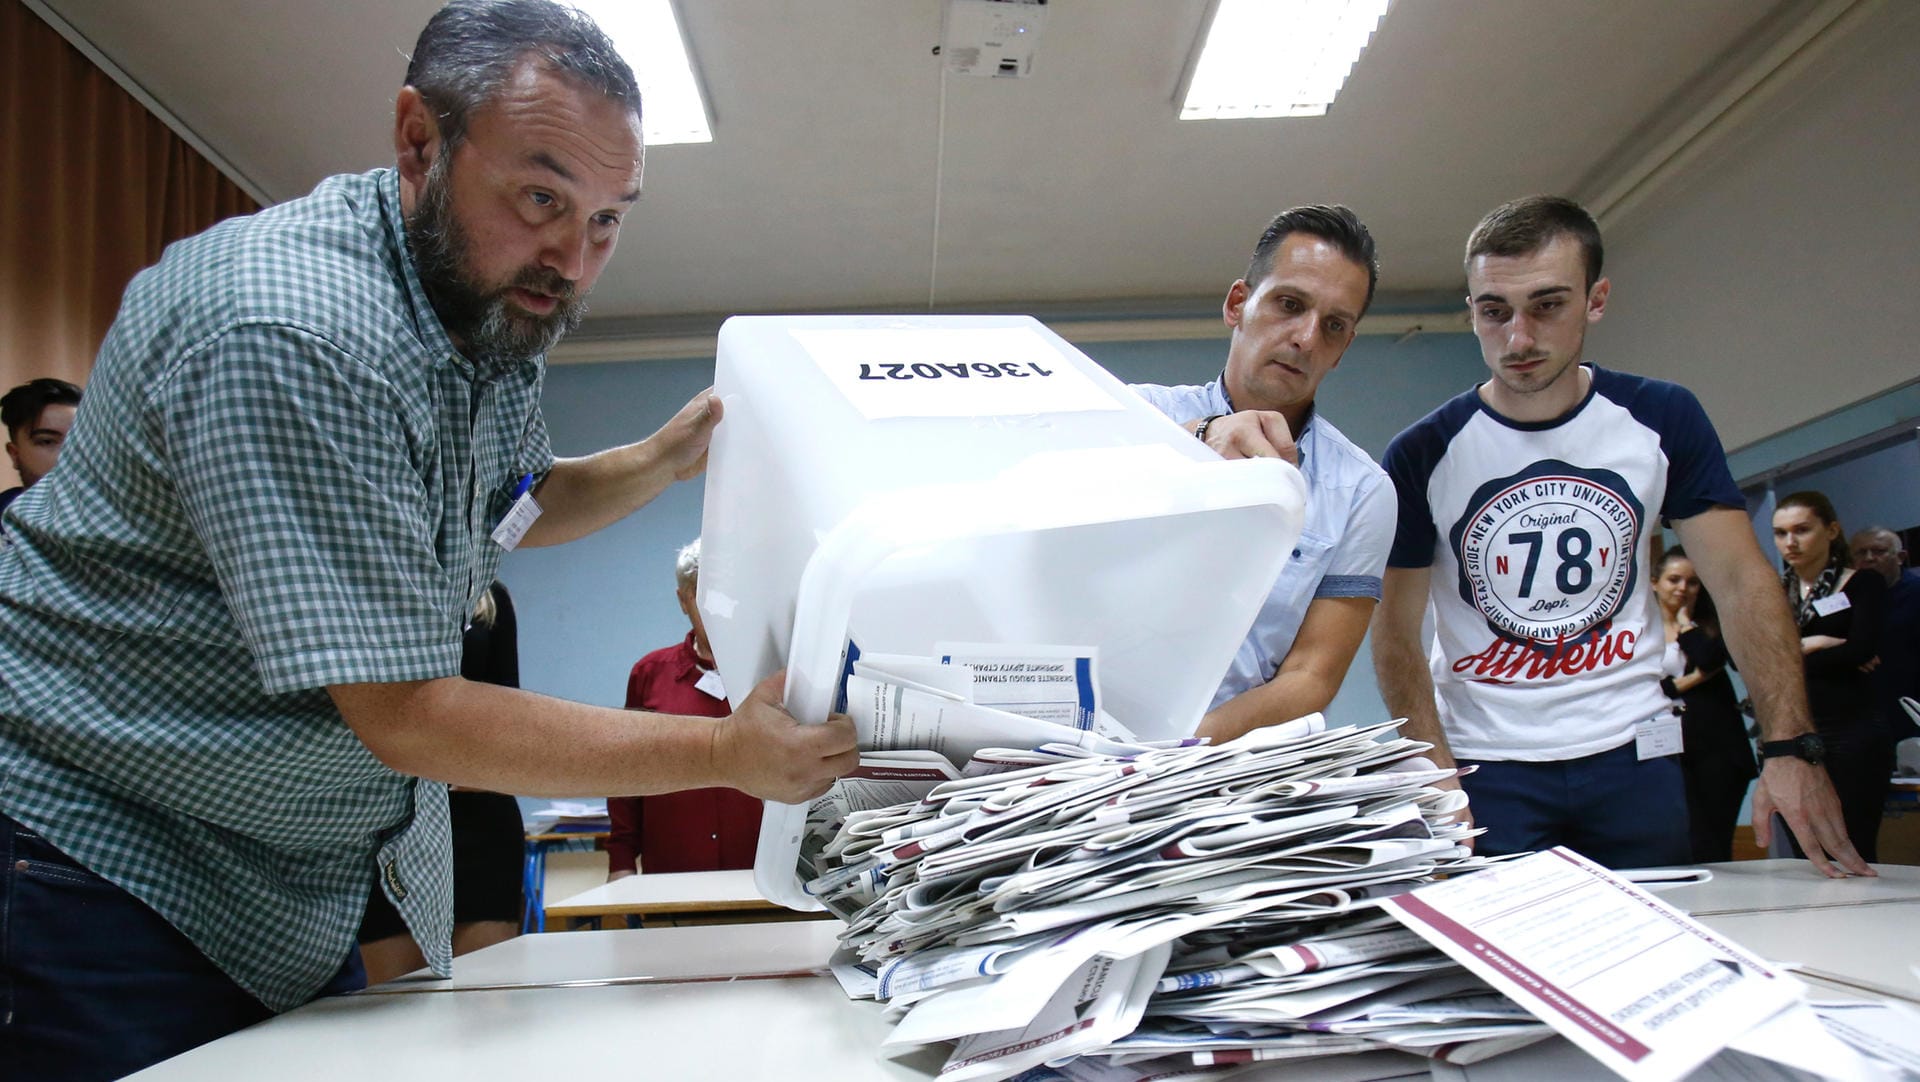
[{"xmin": 678, "ymin": 630, "xmax": 715, "ymax": 677}]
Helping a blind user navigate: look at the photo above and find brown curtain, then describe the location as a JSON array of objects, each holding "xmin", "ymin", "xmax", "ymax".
[{"xmin": 0, "ymin": 0, "xmax": 259, "ymax": 393}]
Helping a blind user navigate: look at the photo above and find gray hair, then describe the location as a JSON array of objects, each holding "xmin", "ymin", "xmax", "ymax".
[
  {"xmin": 675, "ymin": 538, "xmax": 701, "ymax": 593},
  {"xmin": 1853, "ymin": 525, "xmax": 1907, "ymax": 555},
  {"xmin": 404, "ymin": 0, "xmax": 641, "ymax": 153}
]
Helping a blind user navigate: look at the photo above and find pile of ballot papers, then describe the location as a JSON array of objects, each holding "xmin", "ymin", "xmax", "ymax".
[
  {"xmin": 800, "ymin": 650, "xmax": 1559, "ymax": 1080},
  {"xmin": 793, "ymin": 652, "xmax": 1920, "ymax": 1082}
]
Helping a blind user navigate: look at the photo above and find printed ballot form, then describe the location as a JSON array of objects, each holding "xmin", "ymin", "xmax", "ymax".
[
  {"xmin": 1382, "ymin": 848, "xmax": 1801, "ymax": 1082},
  {"xmin": 934, "ymin": 642, "xmax": 1099, "ymax": 730}
]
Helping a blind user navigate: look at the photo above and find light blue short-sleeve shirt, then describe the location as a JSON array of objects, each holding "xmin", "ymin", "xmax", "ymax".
[
  {"xmin": 0, "ymin": 169, "xmax": 553, "ymax": 1011},
  {"xmin": 1130, "ymin": 378, "xmax": 1395, "ymax": 711}
]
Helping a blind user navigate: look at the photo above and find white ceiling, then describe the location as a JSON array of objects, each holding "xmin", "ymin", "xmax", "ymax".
[{"xmin": 35, "ymin": 0, "xmax": 1821, "ymax": 335}]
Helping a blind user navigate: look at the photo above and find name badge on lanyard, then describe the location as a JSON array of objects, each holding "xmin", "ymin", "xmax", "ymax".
[
  {"xmin": 490, "ymin": 473, "xmax": 542, "ymax": 552},
  {"xmin": 695, "ymin": 668, "xmax": 727, "ymax": 702},
  {"xmin": 1634, "ymin": 711, "xmax": 1683, "ymax": 760},
  {"xmin": 1811, "ymin": 593, "xmax": 1851, "ymax": 617}
]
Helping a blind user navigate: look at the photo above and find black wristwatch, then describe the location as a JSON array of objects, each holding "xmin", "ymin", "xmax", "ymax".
[{"xmin": 1758, "ymin": 733, "xmax": 1825, "ymax": 766}]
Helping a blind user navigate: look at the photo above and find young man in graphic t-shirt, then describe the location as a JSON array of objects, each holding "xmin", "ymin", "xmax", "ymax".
[{"xmin": 1372, "ymin": 196, "xmax": 1868, "ymax": 875}]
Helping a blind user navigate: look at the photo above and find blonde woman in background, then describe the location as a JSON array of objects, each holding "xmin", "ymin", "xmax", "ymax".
[{"xmin": 1654, "ymin": 547, "xmax": 1755, "ymax": 862}]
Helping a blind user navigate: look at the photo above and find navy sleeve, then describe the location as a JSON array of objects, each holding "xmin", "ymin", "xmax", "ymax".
[
  {"xmin": 1383, "ymin": 424, "xmax": 1441, "ymax": 569},
  {"xmin": 1383, "ymin": 395, "xmax": 1478, "ymax": 569},
  {"xmin": 1621, "ymin": 378, "xmax": 1742, "ymax": 521}
]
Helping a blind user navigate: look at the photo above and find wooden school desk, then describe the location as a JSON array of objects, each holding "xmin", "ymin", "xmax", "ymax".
[{"xmin": 541, "ymin": 868, "xmax": 819, "ymax": 928}]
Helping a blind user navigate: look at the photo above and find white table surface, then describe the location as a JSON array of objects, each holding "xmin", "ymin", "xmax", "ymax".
[
  {"xmin": 129, "ymin": 860, "xmax": 1920, "ymax": 1079},
  {"xmin": 367, "ymin": 920, "xmax": 848, "ymax": 993},
  {"xmin": 1656, "ymin": 859, "xmax": 1920, "ymax": 916},
  {"xmin": 127, "ymin": 972, "xmax": 945, "ymax": 1080},
  {"xmin": 544, "ymin": 868, "xmax": 776, "ymax": 916},
  {"xmin": 1695, "ymin": 900, "xmax": 1920, "ymax": 1004}
]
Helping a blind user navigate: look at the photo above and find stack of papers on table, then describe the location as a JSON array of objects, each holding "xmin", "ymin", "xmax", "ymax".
[
  {"xmin": 522, "ymin": 799, "xmax": 610, "ymax": 835},
  {"xmin": 806, "ymin": 654, "xmax": 1915, "ymax": 1081},
  {"xmin": 812, "ymin": 703, "xmax": 1548, "ymax": 1080}
]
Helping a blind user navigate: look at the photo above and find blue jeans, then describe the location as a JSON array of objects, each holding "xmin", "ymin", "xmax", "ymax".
[
  {"xmin": 1458, "ymin": 742, "xmax": 1692, "ymax": 869},
  {"xmin": 1, "ymin": 811, "xmax": 365, "ymax": 1080}
]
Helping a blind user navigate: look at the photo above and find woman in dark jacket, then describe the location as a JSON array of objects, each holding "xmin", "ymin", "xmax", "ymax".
[{"xmin": 1772, "ymin": 491, "xmax": 1890, "ymax": 861}]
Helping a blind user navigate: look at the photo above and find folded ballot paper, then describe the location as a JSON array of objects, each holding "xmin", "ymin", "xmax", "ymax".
[
  {"xmin": 804, "ymin": 676, "xmax": 1904, "ymax": 1082},
  {"xmin": 795, "ymin": 646, "xmax": 1186, "ymax": 895}
]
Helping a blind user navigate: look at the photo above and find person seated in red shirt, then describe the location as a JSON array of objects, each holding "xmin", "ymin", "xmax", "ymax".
[{"xmin": 606, "ymin": 539, "xmax": 763, "ymax": 879}]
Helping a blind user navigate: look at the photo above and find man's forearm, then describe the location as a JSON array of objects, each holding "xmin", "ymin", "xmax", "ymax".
[
  {"xmin": 519, "ymin": 390, "xmax": 720, "ymax": 548},
  {"xmin": 1199, "ymin": 596, "xmax": 1374, "ymax": 742},
  {"xmin": 1197, "ymin": 670, "xmax": 1339, "ymax": 743},
  {"xmin": 335, "ymin": 678, "xmax": 724, "ymax": 797},
  {"xmin": 1374, "ymin": 631, "xmax": 1454, "ymax": 766},
  {"xmin": 520, "ymin": 442, "xmax": 677, "ymax": 548},
  {"xmin": 1373, "ymin": 567, "xmax": 1454, "ymax": 764},
  {"xmin": 1713, "ymin": 560, "xmax": 1815, "ymax": 741}
]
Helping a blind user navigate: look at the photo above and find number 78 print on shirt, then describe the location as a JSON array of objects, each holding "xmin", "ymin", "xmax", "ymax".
[{"xmin": 1450, "ymin": 459, "xmax": 1645, "ymax": 674}]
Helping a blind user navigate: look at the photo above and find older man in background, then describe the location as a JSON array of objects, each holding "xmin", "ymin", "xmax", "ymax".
[
  {"xmin": 1854, "ymin": 526, "xmax": 1920, "ymax": 737},
  {"xmin": 606, "ymin": 539, "xmax": 764, "ymax": 880}
]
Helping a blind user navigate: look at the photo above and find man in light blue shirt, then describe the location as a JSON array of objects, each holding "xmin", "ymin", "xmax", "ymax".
[{"xmin": 1132, "ymin": 206, "xmax": 1395, "ymax": 742}]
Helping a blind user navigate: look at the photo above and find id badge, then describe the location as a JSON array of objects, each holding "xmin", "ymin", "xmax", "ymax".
[
  {"xmin": 489, "ymin": 491, "xmax": 542, "ymax": 551},
  {"xmin": 1811, "ymin": 593, "xmax": 1852, "ymax": 617},
  {"xmin": 694, "ymin": 667, "xmax": 727, "ymax": 701},
  {"xmin": 1634, "ymin": 711, "xmax": 1683, "ymax": 760}
]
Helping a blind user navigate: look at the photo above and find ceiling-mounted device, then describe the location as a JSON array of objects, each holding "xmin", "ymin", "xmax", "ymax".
[{"xmin": 939, "ymin": 0, "xmax": 1047, "ymax": 78}]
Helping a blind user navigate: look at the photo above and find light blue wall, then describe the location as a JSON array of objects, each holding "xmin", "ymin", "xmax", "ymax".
[
  {"xmin": 1724, "ymin": 380, "xmax": 1920, "ymax": 487},
  {"xmin": 498, "ymin": 357, "xmax": 719, "ymax": 710},
  {"xmin": 503, "ymin": 327, "xmax": 1488, "ymax": 736},
  {"xmin": 1769, "ymin": 440, "xmax": 1920, "ymax": 543},
  {"xmin": 1722, "ymin": 384, "xmax": 1920, "ymax": 567}
]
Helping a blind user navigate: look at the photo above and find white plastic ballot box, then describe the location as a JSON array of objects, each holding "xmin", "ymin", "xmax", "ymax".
[{"xmin": 697, "ymin": 315, "xmax": 1307, "ymax": 910}]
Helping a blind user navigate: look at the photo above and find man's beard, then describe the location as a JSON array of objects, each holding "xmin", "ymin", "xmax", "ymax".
[{"xmin": 405, "ymin": 154, "xmax": 587, "ymax": 370}]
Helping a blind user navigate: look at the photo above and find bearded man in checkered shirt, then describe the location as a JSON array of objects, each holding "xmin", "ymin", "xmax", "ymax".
[{"xmin": 0, "ymin": 3, "xmax": 856, "ymax": 1076}]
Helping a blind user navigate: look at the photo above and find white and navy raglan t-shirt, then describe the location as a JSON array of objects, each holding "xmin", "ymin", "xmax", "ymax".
[{"xmin": 1381, "ymin": 365, "xmax": 1744, "ymax": 761}]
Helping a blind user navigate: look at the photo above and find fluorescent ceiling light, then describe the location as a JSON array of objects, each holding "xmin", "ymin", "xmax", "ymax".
[
  {"xmin": 1179, "ymin": 0, "xmax": 1390, "ymax": 121},
  {"xmin": 574, "ymin": 0, "xmax": 713, "ymax": 145}
]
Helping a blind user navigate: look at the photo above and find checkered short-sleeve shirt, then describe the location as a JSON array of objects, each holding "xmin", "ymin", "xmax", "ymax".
[{"xmin": 0, "ymin": 169, "xmax": 553, "ymax": 1011}]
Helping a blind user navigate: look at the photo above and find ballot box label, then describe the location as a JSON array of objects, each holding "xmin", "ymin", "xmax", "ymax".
[{"xmin": 793, "ymin": 327, "xmax": 1124, "ymax": 420}]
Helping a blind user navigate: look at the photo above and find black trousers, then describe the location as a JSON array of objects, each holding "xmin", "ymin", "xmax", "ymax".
[{"xmin": 1, "ymin": 812, "xmax": 364, "ymax": 1080}]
